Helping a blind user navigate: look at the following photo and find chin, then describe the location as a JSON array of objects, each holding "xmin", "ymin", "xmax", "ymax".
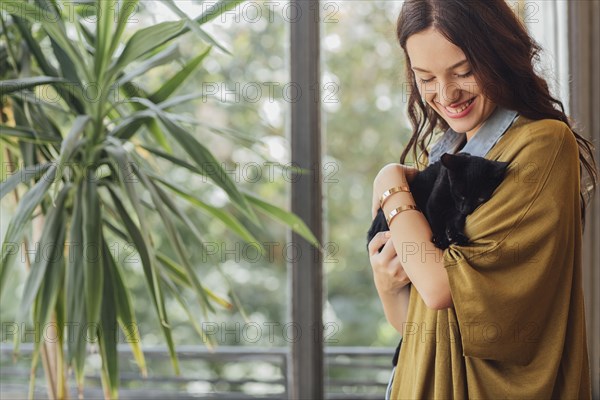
[
  {"xmin": 437, "ymin": 106, "xmax": 483, "ymax": 134},
  {"xmin": 447, "ymin": 120, "xmax": 478, "ymax": 133}
]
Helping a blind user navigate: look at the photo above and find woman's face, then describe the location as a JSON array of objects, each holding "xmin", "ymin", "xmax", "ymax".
[{"xmin": 406, "ymin": 27, "xmax": 497, "ymax": 141}]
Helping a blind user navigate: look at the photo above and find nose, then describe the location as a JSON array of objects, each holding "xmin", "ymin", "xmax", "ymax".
[{"xmin": 436, "ymin": 79, "xmax": 463, "ymax": 107}]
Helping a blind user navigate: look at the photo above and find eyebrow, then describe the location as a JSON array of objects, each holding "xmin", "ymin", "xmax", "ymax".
[{"xmin": 411, "ymin": 59, "xmax": 469, "ymax": 73}]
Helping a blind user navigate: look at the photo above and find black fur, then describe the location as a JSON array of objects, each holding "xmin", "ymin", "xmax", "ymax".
[{"xmin": 367, "ymin": 152, "xmax": 509, "ymax": 253}]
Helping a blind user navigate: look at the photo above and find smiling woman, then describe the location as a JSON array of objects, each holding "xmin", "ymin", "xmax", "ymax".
[
  {"xmin": 367, "ymin": 0, "xmax": 598, "ymax": 399},
  {"xmin": 406, "ymin": 28, "xmax": 497, "ymax": 142}
]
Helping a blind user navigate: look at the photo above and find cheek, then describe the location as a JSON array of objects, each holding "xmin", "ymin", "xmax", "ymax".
[
  {"xmin": 462, "ymin": 78, "xmax": 481, "ymax": 92},
  {"xmin": 423, "ymin": 91, "xmax": 436, "ymax": 105}
]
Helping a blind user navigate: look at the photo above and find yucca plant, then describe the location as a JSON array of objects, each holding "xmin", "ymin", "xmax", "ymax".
[{"xmin": 0, "ymin": 1, "xmax": 319, "ymax": 398}]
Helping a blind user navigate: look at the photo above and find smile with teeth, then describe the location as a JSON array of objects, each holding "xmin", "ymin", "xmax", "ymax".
[{"xmin": 445, "ymin": 97, "xmax": 475, "ymax": 114}]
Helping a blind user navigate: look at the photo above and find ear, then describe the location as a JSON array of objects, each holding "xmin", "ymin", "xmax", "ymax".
[{"xmin": 440, "ymin": 152, "xmax": 468, "ymax": 170}]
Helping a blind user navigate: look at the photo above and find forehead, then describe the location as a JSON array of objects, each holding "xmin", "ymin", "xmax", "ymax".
[{"xmin": 406, "ymin": 27, "xmax": 467, "ymax": 72}]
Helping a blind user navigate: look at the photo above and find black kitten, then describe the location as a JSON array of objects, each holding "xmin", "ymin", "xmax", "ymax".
[{"xmin": 367, "ymin": 152, "xmax": 509, "ymax": 252}]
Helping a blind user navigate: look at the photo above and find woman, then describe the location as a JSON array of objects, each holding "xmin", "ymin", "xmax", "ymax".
[{"xmin": 368, "ymin": 1, "xmax": 598, "ymax": 398}]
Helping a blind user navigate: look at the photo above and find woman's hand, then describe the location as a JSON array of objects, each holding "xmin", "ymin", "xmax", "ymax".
[{"xmin": 368, "ymin": 231, "xmax": 411, "ymax": 294}]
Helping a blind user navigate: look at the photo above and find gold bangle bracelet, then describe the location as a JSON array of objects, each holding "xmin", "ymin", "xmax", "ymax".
[
  {"xmin": 379, "ymin": 185, "xmax": 411, "ymax": 207},
  {"xmin": 386, "ymin": 204, "xmax": 421, "ymax": 226}
]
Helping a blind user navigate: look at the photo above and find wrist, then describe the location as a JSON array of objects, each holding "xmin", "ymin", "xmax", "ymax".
[{"xmin": 375, "ymin": 277, "xmax": 409, "ymax": 297}]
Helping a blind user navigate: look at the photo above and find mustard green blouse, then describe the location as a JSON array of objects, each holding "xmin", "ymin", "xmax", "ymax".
[{"xmin": 390, "ymin": 115, "xmax": 592, "ymax": 399}]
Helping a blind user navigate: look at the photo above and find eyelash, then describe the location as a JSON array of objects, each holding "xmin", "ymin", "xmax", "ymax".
[{"xmin": 419, "ymin": 71, "xmax": 473, "ymax": 84}]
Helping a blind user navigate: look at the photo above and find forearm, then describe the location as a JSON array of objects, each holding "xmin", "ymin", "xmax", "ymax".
[
  {"xmin": 381, "ymin": 190, "xmax": 453, "ymax": 310},
  {"xmin": 375, "ymin": 284, "xmax": 411, "ymax": 334}
]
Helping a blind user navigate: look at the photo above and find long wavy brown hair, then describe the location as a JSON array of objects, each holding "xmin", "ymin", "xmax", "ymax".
[{"xmin": 396, "ymin": 0, "xmax": 598, "ymax": 231}]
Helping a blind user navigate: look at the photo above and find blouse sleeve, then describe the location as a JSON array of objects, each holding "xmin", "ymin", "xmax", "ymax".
[{"xmin": 442, "ymin": 120, "xmax": 581, "ymax": 365}]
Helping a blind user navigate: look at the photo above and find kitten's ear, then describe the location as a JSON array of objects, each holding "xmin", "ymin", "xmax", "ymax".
[{"xmin": 440, "ymin": 152, "xmax": 468, "ymax": 170}]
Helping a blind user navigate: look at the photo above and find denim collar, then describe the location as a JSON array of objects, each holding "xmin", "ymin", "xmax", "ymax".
[{"xmin": 427, "ymin": 106, "xmax": 520, "ymax": 166}]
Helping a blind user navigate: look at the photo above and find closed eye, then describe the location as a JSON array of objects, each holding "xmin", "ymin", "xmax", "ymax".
[{"xmin": 419, "ymin": 71, "xmax": 473, "ymax": 84}]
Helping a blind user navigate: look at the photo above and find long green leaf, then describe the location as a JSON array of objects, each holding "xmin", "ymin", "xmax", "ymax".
[
  {"xmin": 19, "ymin": 186, "xmax": 70, "ymax": 384},
  {"xmin": 109, "ymin": 81, "xmax": 164, "ymax": 145},
  {"xmin": 146, "ymin": 176, "xmax": 215, "ymax": 250},
  {"xmin": 11, "ymin": 15, "xmax": 58, "ymax": 76},
  {"xmin": 157, "ymin": 253, "xmax": 232, "ymax": 310},
  {"xmin": 95, "ymin": 0, "xmax": 117, "ymax": 79},
  {"xmin": 0, "ymin": 1, "xmax": 89, "ymax": 80},
  {"xmin": 103, "ymin": 238, "xmax": 147, "ymax": 377},
  {"xmin": 0, "ymin": 125, "xmax": 63, "ymax": 144},
  {"xmin": 138, "ymin": 143, "xmax": 202, "ymax": 173},
  {"xmin": 51, "ymin": 115, "xmax": 90, "ymax": 203},
  {"xmin": 193, "ymin": 0, "xmax": 247, "ymax": 25},
  {"xmin": 0, "ymin": 163, "xmax": 50, "ymax": 200},
  {"xmin": 107, "ymin": 20, "xmax": 186, "ymax": 81},
  {"xmin": 144, "ymin": 176, "xmax": 245, "ymax": 319},
  {"xmin": 131, "ymin": 163, "xmax": 214, "ymax": 318},
  {"xmin": 82, "ymin": 177, "xmax": 103, "ymax": 329},
  {"xmin": 158, "ymin": 114, "xmax": 261, "ymax": 226},
  {"xmin": 153, "ymin": 92, "xmax": 208, "ymax": 111},
  {"xmin": 50, "ymin": 35, "xmax": 81, "ymax": 84},
  {"xmin": 58, "ymin": 116, "xmax": 89, "ymax": 162},
  {"xmin": 162, "ymin": 0, "xmax": 230, "ymax": 55},
  {"xmin": 242, "ymin": 190, "xmax": 322, "ymax": 251},
  {"xmin": 148, "ymin": 172, "xmax": 261, "ymax": 248},
  {"xmin": 0, "ymin": 165, "xmax": 57, "ymax": 298},
  {"xmin": 161, "ymin": 272, "xmax": 217, "ymax": 350},
  {"xmin": 110, "ymin": 93, "xmax": 205, "ymax": 141},
  {"xmin": 12, "ymin": 16, "xmax": 86, "ymax": 113},
  {"xmin": 106, "ymin": 192, "xmax": 159, "ymax": 309},
  {"xmin": 105, "ymin": 186, "xmax": 180, "ymax": 375},
  {"xmin": 98, "ymin": 236, "xmax": 119, "ymax": 399},
  {"xmin": 109, "ymin": 110, "xmax": 153, "ymax": 138},
  {"xmin": 17, "ymin": 184, "xmax": 69, "ymax": 323},
  {"xmin": 105, "ymin": 186, "xmax": 165, "ymax": 324},
  {"xmin": 110, "ymin": 92, "xmax": 204, "ymax": 143},
  {"xmin": 102, "ymin": 143, "xmax": 179, "ymax": 374},
  {"xmin": 9, "ymin": 91, "xmax": 67, "ymax": 114},
  {"xmin": 0, "ymin": 76, "xmax": 67, "ymax": 95},
  {"xmin": 106, "ymin": 0, "xmax": 139, "ymax": 61},
  {"xmin": 146, "ymin": 119, "xmax": 173, "ymax": 153},
  {"xmin": 116, "ymin": 43, "xmax": 181, "ymax": 85},
  {"xmin": 149, "ymin": 46, "xmax": 212, "ymax": 104},
  {"xmin": 53, "ymin": 275, "xmax": 67, "ymax": 400},
  {"xmin": 129, "ymin": 97, "xmax": 260, "ymax": 226},
  {"xmin": 65, "ymin": 182, "xmax": 87, "ymax": 389}
]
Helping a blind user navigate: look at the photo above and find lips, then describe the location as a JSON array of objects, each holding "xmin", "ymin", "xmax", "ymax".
[{"xmin": 445, "ymin": 97, "xmax": 475, "ymax": 114}]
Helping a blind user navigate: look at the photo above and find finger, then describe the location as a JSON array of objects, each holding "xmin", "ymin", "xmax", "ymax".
[
  {"xmin": 380, "ymin": 234, "xmax": 397, "ymax": 258},
  {"xmin": 368, "ymin": 231, "xmax": 391, "ymax": 257}
]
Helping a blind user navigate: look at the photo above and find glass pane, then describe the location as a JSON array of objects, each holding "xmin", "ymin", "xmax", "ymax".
[{"xmin": 321, "ymin": 0, "xmax": 406, "ymax": 396}]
